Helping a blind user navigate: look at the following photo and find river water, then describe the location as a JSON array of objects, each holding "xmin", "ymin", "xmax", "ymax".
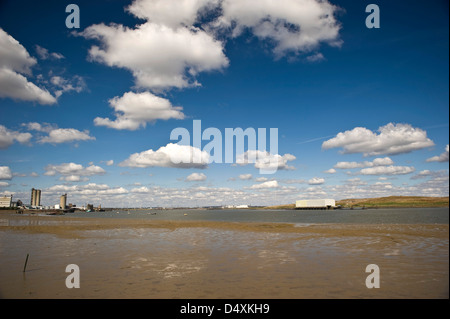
[{"xmin": 66, "ymin": 207, "xmax": 449, "ymax": 224}]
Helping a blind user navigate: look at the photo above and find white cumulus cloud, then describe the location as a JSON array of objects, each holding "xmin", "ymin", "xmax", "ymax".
[
  {"xmin": 60, "ymin": 175, "xmax": 89, "ymax": 182},
  {"xmin": 322, "ymin": 123, "xmax": 434, "ymax": 156},
  {"xmin": 334, "ymin": 157, "xmax": 394, "ymax": 169},
  {"xmin": 119, "ymin": 143, "xmax": 210, "ymax": 169},
  {"xmin": 212, "ymin": 0, "xmax": 342, "ymax": 58},
  {"xmin": 250, "ymin": 180, "xmax": 279, "ymax": 189},
  {"xmin": 0, "ymin": 28, "xmax": 56, "ymax": 105},
  {"xmin": 238, "ymin": 174, "xmax": 253, "ymax": 180},
  {"xmin": 426, "ymin": 145, "xmax": 449, "ymax": 163},
  {"xmin": 0, "ymin": 125, "xmax": 32, "ymax": 149},
  {"xmin": 80, "ymin": 21, "xmax": 228, "ymax": 91},
  {"xmin": 50, "ymin": 75, "xmax": 86, "ymax": 98},
  {"xmin": 359, "ymin": 165, "xmax": 415, "ymax": 176},
  {"xmin": 126, "ymin": 0, "xmax": 219, "ymax": 28},
  {"xmin": 411, "ymin": 169, "xmax": 448, "ymax": 180},
  {"xmin": 22, "ymin": 122, "xmax": 56, "ymax": 133},
  {"xmin": 94, "ymin": 91, "xmax": 185, "ymax": 130},
  {"xmin": 0, "ymin": 166, "xmax": 12, "ymax": 180},
  {"xmin": 186, "ymin": 172, "xmax": 207, "ymax": 181},
  {"xmin": 44, "ymin": 163, "xmax": 106, "ymax": 181},
  {"xmin": 308, "ymin": 177, "xmax": 325, "ymax": 185},
  {"xmin": 21, "ymin": 122, "xmax": 94, "ymax": 145},
  {"xmin": 38, "ymin": 128, "xmax": 95, "ymax": 144},
  {"xmin": 35, "ymin": 45, "xmax": 65, "ymax": 60},
  {"xmin": 237, "ymin": 150, "xmax": 296, "ymax": 171},
  {"xmin": 45, "ymin": 183, "xmax": 128, "ymax": 200}
]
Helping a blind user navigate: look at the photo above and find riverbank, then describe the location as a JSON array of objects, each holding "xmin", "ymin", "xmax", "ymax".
[
  {"xmin": 264, "ymin": 196, "xmax": 449, "ymax": 210},
  {"xmin": 337, "ymin": 196, "xmax": 449, "ymax": 208}
]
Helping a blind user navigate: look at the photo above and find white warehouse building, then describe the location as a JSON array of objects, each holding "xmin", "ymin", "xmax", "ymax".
[
  {"xmin": 0, "ymin": 195, "xmax": 12, "ymax": 208},
  {"xmin": 295, "ymin": 199, "xmax": 336, "ymax": 210}
]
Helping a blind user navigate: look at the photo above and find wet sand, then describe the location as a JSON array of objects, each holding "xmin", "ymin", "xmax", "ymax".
[{"xmin": 0, "ymin": 213, "xmax": 448, "ymax": 298}]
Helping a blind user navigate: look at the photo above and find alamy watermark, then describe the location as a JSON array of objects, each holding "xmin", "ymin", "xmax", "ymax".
[
  {"xmin": 65, "ymin": 4, "xmax": 80, "ymax": 29},
  {"xmin": 65, "ymin": 264, "xmax": 80, "ymax": 288},
  {"xmin": 365, "ymin": 264, "xmax": 380, "ymax": 289},
  {"xmin": 64, "ymin": 263, "xmax": 380, "ymax": 291},
  {"xmin": 365, "ymin": 4, "xmax": 380, "ymax": 29},
  {"xmin": 66, "ymin": 3, "xmax": 379, "ymax": 30},
  {"xmin": 169, "ymin": 120, "xmax": 279, "ymax": 174}
]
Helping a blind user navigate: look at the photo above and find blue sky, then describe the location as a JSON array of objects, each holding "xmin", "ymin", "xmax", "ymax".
[{"xmin": 0, "ymin": 0, "xmax": 448, "ymax": 207}]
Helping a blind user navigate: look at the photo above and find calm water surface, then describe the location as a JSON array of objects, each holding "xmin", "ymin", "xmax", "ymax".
[{"xmin": 66, "ymin": 207, "xmax": 449, "ymax": 224}]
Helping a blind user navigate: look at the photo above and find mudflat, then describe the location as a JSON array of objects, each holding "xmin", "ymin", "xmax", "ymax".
[{"xmin": 0, "ymin": 213, "xmax": 448, "ymax": 298}]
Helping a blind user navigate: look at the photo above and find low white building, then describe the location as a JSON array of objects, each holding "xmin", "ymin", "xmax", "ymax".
[
  {"xmin": 225, "ymin": 204, "xmax": 249, "ymax": 209},
  {"xmin": 0, "ymin": 195, "xmax": 12, "ymax": 208},
  {"xmin": 295, "ymin": 199, "xmax": 336, "ymax": 210}
]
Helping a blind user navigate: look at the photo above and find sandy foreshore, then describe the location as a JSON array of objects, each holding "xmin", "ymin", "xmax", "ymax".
[
  {"xmin": 1, "ymin": 212, "xmax": 448, "ymax": 238},
  {"xmin": 0, "ymin": 212, "xmax": 448, "ymax": 299}
]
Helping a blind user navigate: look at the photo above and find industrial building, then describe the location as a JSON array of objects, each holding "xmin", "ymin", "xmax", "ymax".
[
  {"xmin": 0, "ymin": 195, "xmax": 12, "ymax": 208},
  {"xmin": 295, "ymin": 199, "xmax": 336, "ymax": 210},
  {"xmin": 30, "ymin": 188, "xmax": 41, "ymax": 207},
  {"xmin": 60, "ymin": 194, "xmax": 67, "ymax": 210}
]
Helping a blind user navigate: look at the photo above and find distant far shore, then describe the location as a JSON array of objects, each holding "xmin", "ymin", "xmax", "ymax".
[
  {"xmin": 1, "ymin": 196, "xmax": 448, "ymax": 213},
  {"xmin": 264, "ymin": 196, "xmax": 450, "ymax": 210}
]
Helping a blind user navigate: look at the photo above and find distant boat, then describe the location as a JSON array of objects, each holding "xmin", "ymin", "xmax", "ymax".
[
  {"xmin": 21, "ymin": 209, "xmax": 64, "ymax": 215},
  {"xmin": 46, "ymin": 210, "xmax": 64, "ymax": 215},
  {"xmin": 184, "ymin": 213, "xmax": 188, "ymax": 216},
  {"xmin": 86, "ymin": 209, "xmax": 91, "ymax": 213}
]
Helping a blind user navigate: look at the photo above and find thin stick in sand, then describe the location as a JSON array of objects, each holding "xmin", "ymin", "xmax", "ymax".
[{"xmin": 23, "ymin": 254, "xmax": 29, "ymax": 272}]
